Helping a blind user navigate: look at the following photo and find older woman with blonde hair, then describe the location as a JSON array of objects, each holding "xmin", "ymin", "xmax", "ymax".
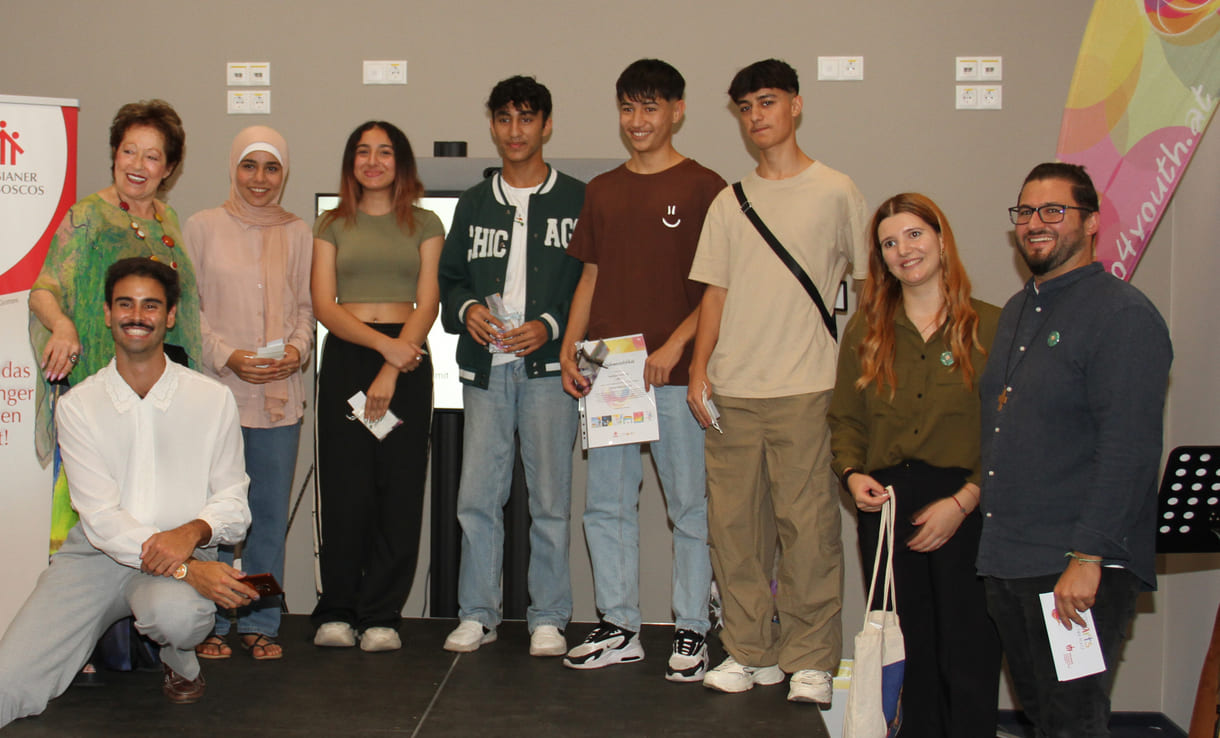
[{"xmin": 828, "ymin": 192, "xmax": 1001, "ymax": 737}]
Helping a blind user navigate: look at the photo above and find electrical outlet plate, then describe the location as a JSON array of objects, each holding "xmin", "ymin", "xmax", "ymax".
[
  {"xmin": 817, "ymin": 56, "xmax": 863, "ymax": 81},
  {"xmin": 227, "ymin": 90, "xmax": 248, "ymax": 114},
  {"xmin": 226, "ymin": 62, "xmax": 249, "ymax": 86},
  {"xmin": 955, "ymin": 57, "xmax": 980, "ymax": 81},
  {"xmin": 248, "ymin": 63, "xmax": 271, "ymax": 86},
  {"xmin": 979, "ymin": 85, "xmax": 1002, "ymax": 109},
  {"xmin": 364, "ymin": 60, "xmax": 407, "ymax": 85},
  {"xmin": 228, "ymin": 90, "xmax": 271, "ymax": 115},
  {"xmin": 955, "ymin": 84, "xmax": 1002, "ymax": 110},
  {"xmin": 841, "ymin": 56, "xmax": 863, "ymax": 80},
  {"xmin": 227, "ymin": 62, "xmax": 270, "ymax": 86},
  {"xmin": 249, "ymin": 90, "xmax": 271, "ymax": 114},
  {"xmin": 817, "ymin": 56, "xmax": 842, "ymax": 81},
  {"xmin": 956, "ymin": 85, "xmax": 979, "ymax": 110},
  {"xmin": 979, "ymin": 57, "xmax": 1002, "ymax": 81}
]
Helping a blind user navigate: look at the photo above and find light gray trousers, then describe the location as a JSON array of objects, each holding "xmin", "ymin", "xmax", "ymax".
[{"xmin": 0, "ymin": 525, "xmax": 215, "ymax": 728}]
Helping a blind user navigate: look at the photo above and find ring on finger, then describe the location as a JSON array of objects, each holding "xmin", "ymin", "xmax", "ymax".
[{"xmin": 69, "ymin": 353, "xmax": 80, "ymax": 364}]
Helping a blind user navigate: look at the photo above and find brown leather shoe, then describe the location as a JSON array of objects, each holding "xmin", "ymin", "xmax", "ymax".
[{"xmin": 162, "ymin": 664, "xmax": 206, "ymax": 704}]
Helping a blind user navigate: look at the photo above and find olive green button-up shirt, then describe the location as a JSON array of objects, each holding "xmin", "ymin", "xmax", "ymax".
[{"xmin": 828, "ymin": 299, "xmax": 1000, "ymax": 485}]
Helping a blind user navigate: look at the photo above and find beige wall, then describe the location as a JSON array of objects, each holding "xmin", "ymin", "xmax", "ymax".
[{"xmin": 3, "ymin": 0, "xmax": 1216, "ymax": 727}]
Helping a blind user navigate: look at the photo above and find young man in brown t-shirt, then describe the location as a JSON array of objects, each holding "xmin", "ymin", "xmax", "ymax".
[{"xmin": 559, "ymin": 58, "xmax": 725, "ymax": 681}]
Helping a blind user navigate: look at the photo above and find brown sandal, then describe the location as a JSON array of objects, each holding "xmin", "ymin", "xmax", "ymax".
[
  {"xmin": 195, "ymin": 634, "xmax": 231, "ymax": 660},
  {"xmin": 240, "ymin": 633, "xmax": 283, "ymax": 661}
]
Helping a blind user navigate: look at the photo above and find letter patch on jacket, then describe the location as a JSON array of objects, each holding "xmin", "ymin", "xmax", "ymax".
[
  {"xmin": 544, "ymin": 217, "xmax": 578, "ymax": 248},
  {"xmin": 468, "ymin": 225, "xmax": 509, "ymax": 259}
]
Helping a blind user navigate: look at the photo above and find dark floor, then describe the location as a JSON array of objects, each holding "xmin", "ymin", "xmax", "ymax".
[
  {"xmin": 996, "ymin": 710, "xmax": 1187, "ymax": 738},
  {"xmin": 4, "ymin": 616, "xmax": 831, "ymax": 737}
]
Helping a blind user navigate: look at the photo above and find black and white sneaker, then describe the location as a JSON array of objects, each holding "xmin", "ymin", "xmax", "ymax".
[
  {"xmin": 665, "ymin": 629, "xmax": 708, "ymax": 683},
  {"xmin": 562, "ymin": 621, "xmax": 644, "ymax": 670}
]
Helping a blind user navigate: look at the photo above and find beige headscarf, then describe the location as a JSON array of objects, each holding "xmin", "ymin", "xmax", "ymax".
[{"xmin": 223, "ymin": 126, "xmax": 300, "ymax": 422}]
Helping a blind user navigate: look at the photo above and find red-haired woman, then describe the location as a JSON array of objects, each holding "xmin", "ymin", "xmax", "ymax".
[{"xmin": 828, "ymin": 193, "xmax": 1001, "ymax": 737}]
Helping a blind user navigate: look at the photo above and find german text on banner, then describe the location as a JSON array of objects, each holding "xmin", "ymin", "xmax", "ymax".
[
  {"xmin": 1057, "ymin": 1, "xmax": 1220, "ymax": 281},
  {"xmin": 0, "ymin": 94, "xmax": 77, "ymax": 635}
]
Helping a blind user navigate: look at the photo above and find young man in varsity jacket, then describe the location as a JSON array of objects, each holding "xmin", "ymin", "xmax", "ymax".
[{"xmin": 438, "ymin": 75, "xmax": 585, "ymax": 658}]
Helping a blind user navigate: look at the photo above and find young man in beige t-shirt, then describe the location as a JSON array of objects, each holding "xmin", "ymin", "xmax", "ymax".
[{"xmin": 688, "ymin": 58, "xmax": 868, "ymax": 706}]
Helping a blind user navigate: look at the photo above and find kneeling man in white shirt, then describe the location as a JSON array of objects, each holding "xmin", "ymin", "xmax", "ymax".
[{"xmin": 0, "ymin": 256, "xmax": 255, "ymax": 727}]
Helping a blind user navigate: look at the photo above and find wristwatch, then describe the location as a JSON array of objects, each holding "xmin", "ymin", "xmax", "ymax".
[{"xmin": 172, "ymin": 560, "xmax": 191, "ymax": 580}]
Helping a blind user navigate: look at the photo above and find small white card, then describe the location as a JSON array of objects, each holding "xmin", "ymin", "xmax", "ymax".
[
  {"xmin": 256, "ymin": 339, "xmax": 285, "ymax": 360},
  {"xmin": 347, "ymin": 391, "xmax": 402, "ymax": 440},
  {"xmin": 1039, "ymin": 591, "xmax": 1107, "ymax": 681}
]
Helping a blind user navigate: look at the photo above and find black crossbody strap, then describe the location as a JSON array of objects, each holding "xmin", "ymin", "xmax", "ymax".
[{"xmin": 732, "ymin": 182, "xmax": 837, "ymax": 341}]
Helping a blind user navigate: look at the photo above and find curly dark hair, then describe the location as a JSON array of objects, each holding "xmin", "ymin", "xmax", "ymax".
[
  {"xmin": 487, "ymin": 75, "xmax": 553, "ymax": 122},
  {"xmin": 105, "ymin": 256, "xmax": 181, "ymax": 309}
]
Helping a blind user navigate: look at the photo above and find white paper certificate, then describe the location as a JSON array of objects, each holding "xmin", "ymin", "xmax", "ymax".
[
  {"xmin": 577, "ymin": 334, "xmax": 659, "ymax": 450},
  {"xmin": 347, "ymin": 392, "xmax": 402, "ymax": 441},
  {"xmin": 1038, "ymin": 591, "xmax": 1107, "ymax": 681}
]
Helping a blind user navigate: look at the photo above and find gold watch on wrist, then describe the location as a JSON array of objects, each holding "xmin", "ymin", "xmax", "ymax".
[{"xmin": 172, "ymin": 559, "xmax": 191, "ymax": 580}]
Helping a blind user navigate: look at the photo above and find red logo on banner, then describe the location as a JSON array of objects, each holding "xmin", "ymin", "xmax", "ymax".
[
  {"xmin": 0, "ymin": 121, "xmax": 24, "ymax": 166},
  {"xmin": 0, "ymin": 104, "xmax": 77, "ymax": 295}
]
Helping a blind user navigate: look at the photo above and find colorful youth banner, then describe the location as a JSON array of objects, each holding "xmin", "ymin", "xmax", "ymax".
[{"xmin": 1057, "ymin": 0, "xmax": 1220, "ymax": 281}]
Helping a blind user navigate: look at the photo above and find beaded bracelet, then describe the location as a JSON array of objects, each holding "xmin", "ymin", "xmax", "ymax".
[{"xmin": 1064, "ymin": 552, "xmax": 1103, "ymax": 565}]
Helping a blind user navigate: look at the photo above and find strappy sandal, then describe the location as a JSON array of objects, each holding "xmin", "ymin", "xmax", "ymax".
[
  {"xmin": 240, "ymin": 633, "xmax": 283, "ymax": 661},
  {"xmin": 195, "ymin": 634, "xmax": 231, "ymax": 660}
]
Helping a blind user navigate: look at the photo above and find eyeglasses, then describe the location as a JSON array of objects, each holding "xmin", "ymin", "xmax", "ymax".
[{"xmin": 1008, "ymin": 204, "xmax": 1094, "ymax": 225}]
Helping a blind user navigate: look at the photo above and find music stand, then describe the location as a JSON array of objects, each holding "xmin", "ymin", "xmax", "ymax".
[
  {"xmin": 1156, "ymin": 446, "xmax": 1220, "ymax": 554},
  {"xmin": 1157, "ymin": 447, "xmax": 1220, "ymax": 738}
]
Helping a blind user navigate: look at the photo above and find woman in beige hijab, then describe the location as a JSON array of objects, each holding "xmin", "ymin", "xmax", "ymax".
[{"xmin": 183, "ymin": 126, "xmax": 315, "ymax": 660}]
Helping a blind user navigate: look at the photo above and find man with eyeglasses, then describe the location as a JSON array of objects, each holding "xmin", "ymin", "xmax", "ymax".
[{"xmin": 976, "ymin": 162, "xmax": 1171, "ymax": 736}]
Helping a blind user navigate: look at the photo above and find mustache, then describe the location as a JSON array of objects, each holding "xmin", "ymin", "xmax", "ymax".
[{"xmin": 120, "ymin": 321, "xmax": 155, "ymax": 331}]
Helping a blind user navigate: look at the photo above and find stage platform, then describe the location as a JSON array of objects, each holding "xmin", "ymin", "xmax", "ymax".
[{"xmin": 3, "ymin": 616, "xmax": 832, "ymax": 737}]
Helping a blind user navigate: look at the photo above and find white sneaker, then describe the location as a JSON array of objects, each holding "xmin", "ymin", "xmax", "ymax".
[
  {"xmin": 665, "ymin": 629, "xmax": 708, "ymax": 683},
  {"xmin": 787, "ymin": 668, "xmax": 833, "ymax": 705},
  {"xmin": 313, "ymin": 622, "xmax": 356, "ymax": 648},
  {"xmin": 562, "ymin": 621, "xmax": 644, "ymax": 669},
  {"xmin": 359, "ymin": 626, "xmax": 402, "ymax": 652},
  {"xmin": 702, "ymin": 655, "xmax": 785, "ymax": 693},
  {"xmin": 443, "ymin": 620, "xmax": 496, "ymax": 653},
  {"xmin": 529, "ymin": 625, "xmax": 567, "ymax": 657}
]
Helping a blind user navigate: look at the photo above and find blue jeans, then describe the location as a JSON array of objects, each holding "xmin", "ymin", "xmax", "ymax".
[
  {"xmin": 215, "ymin": 423, "xmax": 300, "ymax": 638},
  {"xmin": 984, "ymin": 568, "xmax": 1140, "ymax": 738},
  {"xmin": 456, "ymin": 364, "xmax": 577, "ymax": 632},
  {"xmin": 583, "ymin": 385, "xmax": 711, "ymax": 633}
]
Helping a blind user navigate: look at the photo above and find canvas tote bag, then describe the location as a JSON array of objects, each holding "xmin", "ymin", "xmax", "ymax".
[{"xmin": 843, "ymin": 491, "xmax": 905, "ymax": 738}]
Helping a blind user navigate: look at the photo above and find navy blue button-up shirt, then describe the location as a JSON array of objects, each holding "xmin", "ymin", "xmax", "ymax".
[{"xmin": 977, "ymin": 263, "xmax": 1171, "ymax": 589}]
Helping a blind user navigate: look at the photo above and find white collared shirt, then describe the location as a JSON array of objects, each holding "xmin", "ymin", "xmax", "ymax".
[{"xmin": 56, "ymin": 358, "xmax": 251, "ymax": 568}]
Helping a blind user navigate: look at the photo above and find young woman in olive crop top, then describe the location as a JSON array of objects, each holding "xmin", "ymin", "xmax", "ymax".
[{"xmin": 309, "ymin": 121, "xmax": 444, "ymax": 652}]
